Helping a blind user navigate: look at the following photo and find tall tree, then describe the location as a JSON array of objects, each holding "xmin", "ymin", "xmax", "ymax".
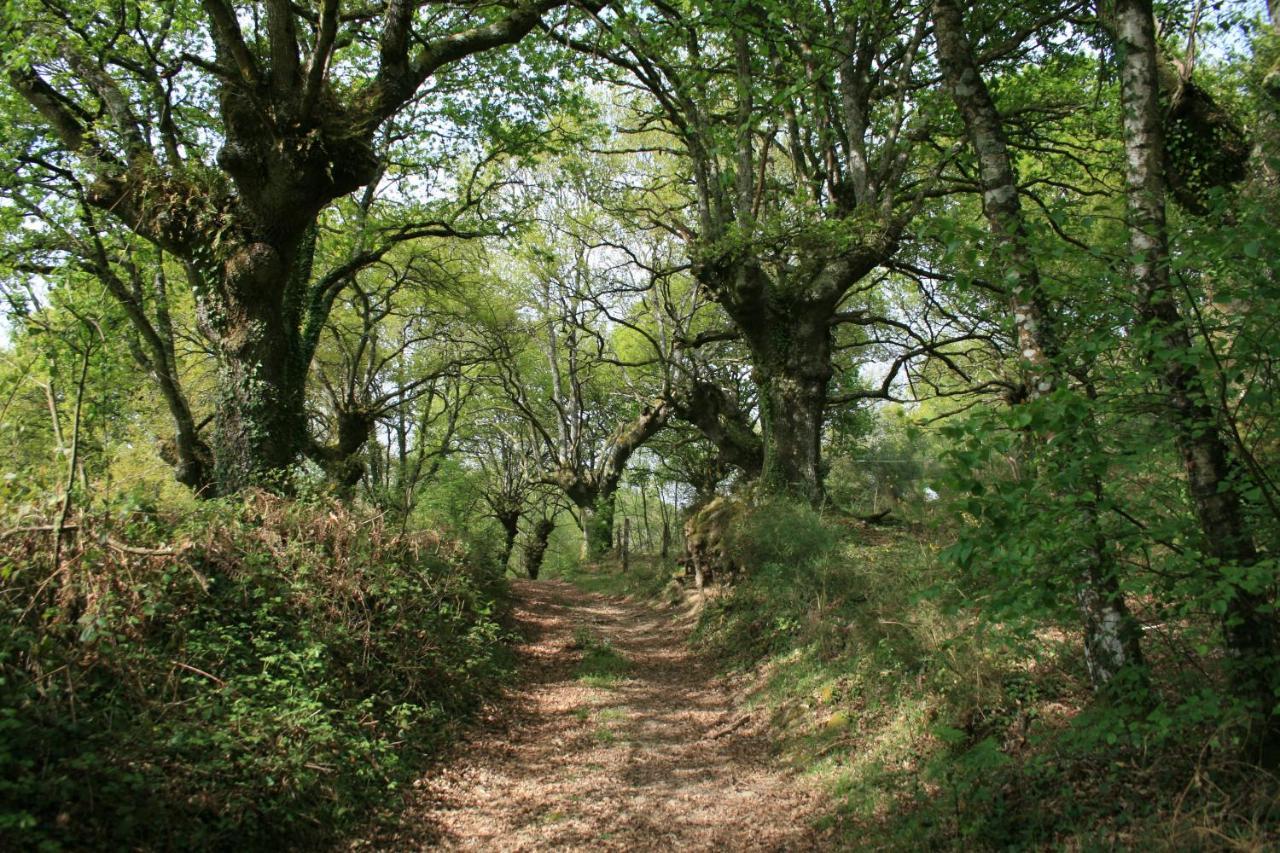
[
  {"xmin": 932, "ymin": 0, "xmax": 1145, "ymax": 688},
  {"xmin": 5, "ymin": 0, "xmax": 580, "ymax": 493},
  {"xmin": 486, "ymin": 279, "xmax": 673, "ymax": 559},
  {"xmin": 1111, "ymin": 0, "xmax": 1276, "ymax": 746},
  {"xmin": 561, "ymin": 0, "xmax": 973, "ymax": 501}
]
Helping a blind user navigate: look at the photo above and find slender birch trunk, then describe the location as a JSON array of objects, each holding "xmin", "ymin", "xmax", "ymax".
[
  {"xmin": 934, "ymin": 0, "xmax": 1144, "ymax": 687},
  {"xmin": 1112, "ymin": 0, "xmax": 1277, "ymax": 745}
]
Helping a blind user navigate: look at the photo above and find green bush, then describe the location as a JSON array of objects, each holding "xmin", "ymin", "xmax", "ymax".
[
  {"xmin": 0, "ymin": 492, "xmax": 512, "ymax": 851},
  {"xmin": 723, "ymin": 494, "xmax": 835, "ymax": 576},
  {"xmin": 694, "ymin": 495, "xmax": 846, "ymax": 662}
]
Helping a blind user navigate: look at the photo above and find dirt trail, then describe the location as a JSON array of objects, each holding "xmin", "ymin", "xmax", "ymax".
[{"xmin": 374, "ymin": 578, "xmax": 828, "ymax": 851}]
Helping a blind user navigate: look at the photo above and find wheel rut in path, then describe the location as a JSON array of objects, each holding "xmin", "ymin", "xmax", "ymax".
[{"xmin": 380, "ymin": 578, "xmax": 827, "ymax": 851}]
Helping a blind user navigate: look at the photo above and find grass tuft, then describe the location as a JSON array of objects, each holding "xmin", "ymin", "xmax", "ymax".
[{"xmin": 573, "ymin": 628, "xmax": 631, "ymax": 686}]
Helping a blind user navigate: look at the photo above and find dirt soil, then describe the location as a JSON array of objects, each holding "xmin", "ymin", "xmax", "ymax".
[{"xmin": 366, "ymin": 578, "xmax": 828, "ymax": 851}]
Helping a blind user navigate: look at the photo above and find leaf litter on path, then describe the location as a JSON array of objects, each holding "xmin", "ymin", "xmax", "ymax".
[{"xmin": 361, "ymin": 579, "xmax": 829, "ymax": 851}]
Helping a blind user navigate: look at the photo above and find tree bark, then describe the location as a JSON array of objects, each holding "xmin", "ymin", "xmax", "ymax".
[
  {"xmin": 695, "ymin": 245, "xmax": 890, "ymax": 506},
  {"xmin": 758, "ymin": 366, "xmax": 829, "ymax": 504},
  {"xmin": 579, "ymin": 486, "xmax": 618, "ymax": 562},
  {"xmin": 934, "ymin": 0, "xmax": 1144, "ymax": 689},
  {"xmin": 498, "ymin": 510, "xmax": 522, "ymax": 571},
  {"xmin": 672, "ymin": 380, "xmax": 763, "ymax": 477},
  {"xmin": 743, "ymin": 298, "xmax": 836, "ymax": 505},
  {"xmin": 579, "ymin": 0, "xmax": 910, "ymax": 507},
  {"xmin": 197, "ymin": 236, "xmax": 313, "ymax": 492},
  {"xmin": 1113, "ymin": 0, "xmax": 1276, "ymax": 736},
  {"xmin": 547, "ymin": 399, "xmax": 673, "ymax": 561},
  {"xmin": 524, "ymin": 519, "xmax": 555, "ymax": 580}
]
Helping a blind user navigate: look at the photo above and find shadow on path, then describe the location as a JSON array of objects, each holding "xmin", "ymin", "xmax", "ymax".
[{"xmin": 367, "ymin": 579, "xmax": 827, "ymax": 851}]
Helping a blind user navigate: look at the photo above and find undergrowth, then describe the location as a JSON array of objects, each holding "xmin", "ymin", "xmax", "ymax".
[
  {"xmin": 689, "ymin": 496, "xmax": 1280, "ymax": 850},
  {"xmin": 0, "ymin": 492, "xmax": 513, "ymax": 851},
  {"xmin": 552, "ymin": 553, "xmax": 680, "ymax": 603}
]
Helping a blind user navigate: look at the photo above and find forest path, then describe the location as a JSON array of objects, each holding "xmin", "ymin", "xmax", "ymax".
[{"xmin": 371, "ymin": 578, "xmax": 828, "ymax": 851}]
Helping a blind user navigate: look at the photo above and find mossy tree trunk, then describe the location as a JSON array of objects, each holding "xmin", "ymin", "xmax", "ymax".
[
  {"xmin": 547, "ymin": 400, "xmax": 673, "ymax": 562},
  {"xmin": 201, "ymin": 236, "xmax": 317, "ymax": 491},
  {"xmin": 756, "ymin": 356, "xmax": 831, "ymax": 506},
  {"xmin": 524, "ymin": 519, "xmax": 555, "ymax": 580},
  {"xmin": 498, "ymin": 510, "xmax": 522, "ymax": 571},
  {"xmin": 580, "ymin": 5, "xmax": 923, "ymax": 507},
  {"xmin": 11, "ymin": 0, "xmax": 574, "ymax": 494},
  {"xmin": 671, "ymin": 380, "xmax": 763, "ymax": 477},
  {"xmin": 579, "ymin": 487, "xmax": 619, "ymax": 562},
  {"xmin": 307, "ymin": 408, "xmax": 377, "ymax": 498},
  {"xmin": 695, "ymin": 257, "xmax": 885, "ymax": 506}
]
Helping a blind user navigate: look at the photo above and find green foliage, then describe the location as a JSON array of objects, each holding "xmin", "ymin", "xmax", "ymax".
[
  {"xmin": 697, "ymin": 505, "xmax": 1280, "ymax": 848},
  {"xmin": 694, "ymin": 496, "xmax": 844, "ymax": 661},
  {"xmin": 725, "ymin": 495, "xmax": 836, "ymax": 574},
  {"xmin": 0, "ymin": 0, "xmax": 1277, "ymax": 845},
  {"xmin": 554, "ymin": 554, "xmax": 680, "ymax": 602},
  {"xmin": 826, "ymin": 412, "xmax": 938, "ymax": 516},
  {"xmin": 0, "ymin": 494, "xmax": 513, "ymax": 851}
]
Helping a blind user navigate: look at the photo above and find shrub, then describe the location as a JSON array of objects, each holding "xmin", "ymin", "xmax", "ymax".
[
  {"xmin": 693, "ymin": 495, "xmax": 846, "ymax": 661},
  {"xmin": 0, "ymin": 492, "xmax": 512, "ymax": 851},
  {"xmin": 724, "ymin": 494, "xmax": 835, "ymax": 576}
]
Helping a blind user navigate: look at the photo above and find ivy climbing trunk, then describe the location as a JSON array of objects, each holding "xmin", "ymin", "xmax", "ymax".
[
  {"xmin": 1114, "ymin": 0, "xmax": 1277, "ymax": 745},
  {"xmin": 498, "ymin": 511, "xmax": 522, "ymax": 571},
  {"xmin": 758, "ymin": 370, "xmax": 829, "ymax": 504},
  {"xmin": 524, "ymin": 519, "xmax": 555, "ymax": 580},
  {"xmin": 741, "ymin": 301, "xmax": 835, "ymax": 506},
  {"xmin": 198, "ymin": 236, "xmax": 313, "ymax": 493},
  {"xmin": 579, "ymin": 486, "xmax": 618, "ymax": 562}
]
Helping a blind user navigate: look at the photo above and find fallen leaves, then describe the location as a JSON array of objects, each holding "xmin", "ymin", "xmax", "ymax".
[{"xmin": 370, "ymin": 579, "xmax": 828, "ymax": 851}]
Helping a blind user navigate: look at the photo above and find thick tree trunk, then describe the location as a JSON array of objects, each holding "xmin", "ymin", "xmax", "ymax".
[
  {"xmin": 524, "ymin": 519, "xmax": 555, "ymax": 580},
  {"xmin": 498, "ymin": 511, "xmax": 521, "ymax": 570},
  {"xmin": 1114, "ymin": 0, "xmax": 1276, "ymax": 737},
  {"xmin": 579, "ymin": 486, "xmax": 618, "ymax": 562},
  {"xmin": 196, "ymin": 238, "xmax": 311, "ymax": 493},
  {"xmin": 208, "ymin": 313, "xmax": 307, "ymax": 492},
  {"xmin": 934, "ymin": 0, "xmax": 1144, "ymax": 689},
  {"xmin": 758, "ymin": 369, "xmax": 828, "ymax": 504},
  {"xmin": 749, "ymin": 310, "xmax": 833, "ymax": 505},
  {"xmin": 550, "ymin": 399, "xmax": 672, "ymax": 561},
  {"xmin": 699, "ymin": 263, "xmax": 841, "ymax": 505}
]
